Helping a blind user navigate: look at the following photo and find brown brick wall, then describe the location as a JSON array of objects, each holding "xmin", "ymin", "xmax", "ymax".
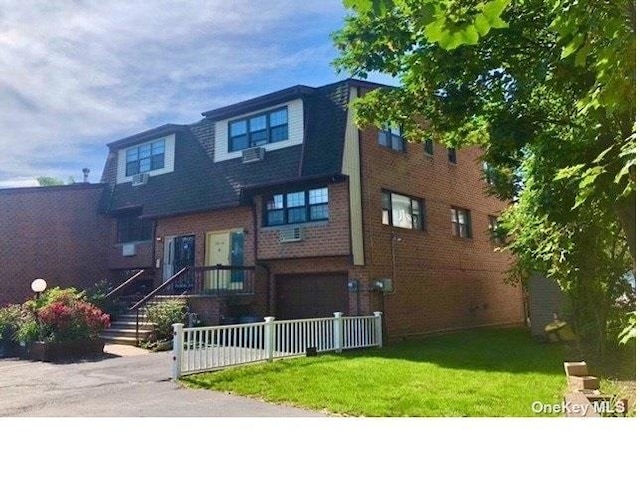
[
  {"xmin": 106, "ymin": 217, "xmax": 154, "ymax": 270},
  {"xmin": 256, "ymin": 181, "xmax": 351, "ymax": 260},
  {"xmin": 154, "ymin": 206, "xmax": 255, "ymax": 275},
  {"xmin": 0, "ymin": 184, "xmax": 110, "ymax": 304},
  {"xmin": 357, "ymin": 125, "xmax": 523, "ymax": 338}
]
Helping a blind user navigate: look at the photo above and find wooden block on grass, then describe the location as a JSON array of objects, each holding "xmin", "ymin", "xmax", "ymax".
[
  {"xmin": 564, "ymin": 392, "xmax": 599, "ymax": 417},
  {"xmin": 568, "ymin": 375, "xmax": 600, "ymax": 391},
  {"xmin": 564, "ymin": 361, "xmax": 589, "ymax": 377}
]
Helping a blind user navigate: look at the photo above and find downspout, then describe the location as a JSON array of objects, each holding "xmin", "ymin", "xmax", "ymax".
[
  {"xmin": 297, "ymin": 98, "xmax": 310, "ymax": 178},
  {"xmin": 151, "ymin": 219, "xmax": 157, "ymax": 280},
  {"xmin": 251, "ymin": 198, "xmax": 271, "ymax": 314}
]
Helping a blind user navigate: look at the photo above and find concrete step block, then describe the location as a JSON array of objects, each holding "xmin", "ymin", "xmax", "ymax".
[
  {"xmin": 568, "ymin": 375, "xmax": 600, "ymax": 391},
  {"xmin": 564, "ymin": 361, "xmax": 589, "ymax": 377}
]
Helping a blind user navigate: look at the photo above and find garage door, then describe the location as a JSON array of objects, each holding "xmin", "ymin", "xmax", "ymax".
[{"xmin": 276, "ymin": 273, "xmax": 349, "ymax": 320}]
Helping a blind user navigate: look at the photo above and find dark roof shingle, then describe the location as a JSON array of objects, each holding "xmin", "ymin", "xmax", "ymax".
[{"xmin": 102, "ymin": 79, "xmax": 383, "ymax": 218}]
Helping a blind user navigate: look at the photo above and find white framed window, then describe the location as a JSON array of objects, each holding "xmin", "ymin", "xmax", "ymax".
[
  {"xmin": 228, "ymin": 107, "xmax": 288, "ymax": 152},
  {"xmin": 125, "ymin": 139, "xmax": 165, "ymax": 176}
]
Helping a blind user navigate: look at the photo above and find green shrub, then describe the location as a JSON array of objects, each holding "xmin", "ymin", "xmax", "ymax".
[
  {"xmin": 24, "ymin": 287, "xmax": 82, "ymax": 313},
  {"xmin": 14, "ymin": 316, "xmax": 39, "ymax": 344},
  {"xmin": 0, "ymin": 305, "xmax": 20, "ymax": 341},
  {"xmin": 0, "ymin": 305, "xmax": 38, "ymax": 343},
  {"xmin": 146, "ymin": 299, "xmax": 187, "ymax": 341},
  {"xmin": 2, "ymin": 287, "xmax": 110, "ymax": 344},
  {"xmin": 82, "ymin": 280, "xmax": 112, "ymax": 309}
]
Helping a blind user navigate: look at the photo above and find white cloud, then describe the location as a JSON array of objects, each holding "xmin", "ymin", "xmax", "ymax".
[{"xmin": 0, "ymin": 0, "xmax": 346, "ymax": 184}]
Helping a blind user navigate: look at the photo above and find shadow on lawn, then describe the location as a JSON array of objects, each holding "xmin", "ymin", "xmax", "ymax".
[
  {"xmin": 331, "ymin": 327, "xmax": 635, "ymax": 380},
  {"xmin": 331, "ymin": 327, "xmax": 569, "ymax": 376}
]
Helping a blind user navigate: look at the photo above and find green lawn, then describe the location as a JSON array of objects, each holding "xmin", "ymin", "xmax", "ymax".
[{"xmin": 182, "ymin": 327, "xmax": 578, "ymax": 416}]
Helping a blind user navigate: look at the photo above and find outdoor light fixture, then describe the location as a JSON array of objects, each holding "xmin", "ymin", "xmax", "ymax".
[{"xmin": 31, "ymin": 278, "xmax": 47, "ymax": 293}]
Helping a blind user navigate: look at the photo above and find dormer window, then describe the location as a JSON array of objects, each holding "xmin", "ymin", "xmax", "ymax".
[
  {"xmin": 229, "ymin": 107, "xmax": 288, "ymax": 152},
  {"xmin": 125, "ymin": 139, "xmax": 165, "ymax": 176}
]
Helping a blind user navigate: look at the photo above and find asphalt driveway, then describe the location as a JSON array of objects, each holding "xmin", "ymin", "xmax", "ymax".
[{"xmin": 0, "ymin": 348, "xmax": 323, "ymax": 417}]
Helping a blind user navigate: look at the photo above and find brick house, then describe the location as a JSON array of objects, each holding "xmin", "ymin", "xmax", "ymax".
[
  {"xmin": 97, "ymin": 78, "xmax": 523, "ymax": 339},
  {"xmin": 1, "ymin": 79, "xmax": 523, "ymax": 340},
  {"xmin": 0, "ymin": 183, "xmax": 110, "ymax": 305}
]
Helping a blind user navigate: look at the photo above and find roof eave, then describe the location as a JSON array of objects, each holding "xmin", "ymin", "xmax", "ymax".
[
  {"xmin": 201, "ymin": 85, "xmax": 316, "ymax": 120},
  {"xmin": 239, "ymin": 173, "xmax": 347, "ymax": 203},
  {"xmin": 107, "ymin": 124, "xmax": 187, "ymax": 150}
]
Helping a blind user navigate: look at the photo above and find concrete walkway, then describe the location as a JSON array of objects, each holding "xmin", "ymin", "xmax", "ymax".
[{"xmin": 0, "ymin": 349, "xmax": 324, "ymax": 417}]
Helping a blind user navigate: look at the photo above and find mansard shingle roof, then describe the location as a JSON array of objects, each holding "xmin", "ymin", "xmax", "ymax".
[{"xmin": 101, "ymin": 79, "xmax": 381, "ymax": 218}]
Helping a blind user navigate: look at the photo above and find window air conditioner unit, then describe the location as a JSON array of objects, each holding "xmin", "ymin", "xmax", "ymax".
[
  {"xmin": 131, "ymin": 172, "xmax": 149, "ymax": 186},
  {"xmin": 242, "ymin": 147, "xmax": 265, "ymax": 163},
  {"xmin": 279, "ymin": 227, "xmax": 302, "ymax": 243},
  {"xmin": 122, "ymin": 243, "xmax": 136, "ymax": 256}
]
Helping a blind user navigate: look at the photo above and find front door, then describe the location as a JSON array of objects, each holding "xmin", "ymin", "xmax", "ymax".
[
  {"xmin": 163, "ymin": 235, "xmax": 195, "ymax": 291},
  {"xmin": 205, "ymin": 231, "xmax": 244, "ymax": 291}
]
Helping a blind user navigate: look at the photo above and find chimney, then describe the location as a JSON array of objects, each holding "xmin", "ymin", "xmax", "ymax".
[{"xmin": 82, "ymin": 168, "xmax": 90, "ymax": 183}]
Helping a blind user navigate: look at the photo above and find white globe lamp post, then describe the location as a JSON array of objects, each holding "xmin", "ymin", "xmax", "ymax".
[{"xmin": 31, "ymin": 278, "xmax": 47, "ymax": 299}]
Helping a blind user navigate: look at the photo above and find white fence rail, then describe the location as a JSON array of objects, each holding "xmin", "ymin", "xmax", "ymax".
[{"xmin": 172, "ymin": 312, "xmax": 383, "ymax": 378}]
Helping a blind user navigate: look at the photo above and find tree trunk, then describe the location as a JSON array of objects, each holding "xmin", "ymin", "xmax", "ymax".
[{"xmin": 615, "ymin": 192, "xmax": 636, "ymax": 271}]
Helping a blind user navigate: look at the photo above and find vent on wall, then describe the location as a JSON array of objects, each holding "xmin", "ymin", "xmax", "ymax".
[
  {"xmin": 242, "ymin": 147, "xmax": 265, "ymax": 163},
  {"xmin": 131, "ymin": 172, "xmax": 149, "ymax": 186},
  {"xmin": 279, "ymin": 227, "xmax": 302, "ymax": 243},
  {"xmin": 122, "ymin": 243, "xmax": 136, "ymax": 256}
]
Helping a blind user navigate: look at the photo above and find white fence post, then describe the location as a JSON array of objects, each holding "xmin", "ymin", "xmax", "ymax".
[
  {"xmin": 264, "ymin": 316, "xmax": 275, "ymax": 362},
  {"xmin": 333, "ymin": 312, "xmax": 344, "ymax": 353},
  {"xmin": 373, "ymin": 311, "xmax": 383, "ymax": 347},
  {"xmin": 172, "ymin": 323, "xmax": 184, "ymax": 379}
]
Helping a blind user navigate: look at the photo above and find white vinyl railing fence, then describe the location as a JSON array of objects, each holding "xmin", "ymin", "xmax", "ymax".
[{"xmin": 172, "ymin": 311, "xmax": 383, "ymax": 378}]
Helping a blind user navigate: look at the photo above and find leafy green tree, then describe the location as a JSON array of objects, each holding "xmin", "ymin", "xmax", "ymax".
[
  {"xmin": 36, "ymin": 177, "xmax": 65, "ymax": 186},
  {"xmin": 334, "ymin": 0, "xmax": 634, "ymax": 257},
  {"xmin": 334, "ymin": 0, "xmax": 635, "ymax": 350}
]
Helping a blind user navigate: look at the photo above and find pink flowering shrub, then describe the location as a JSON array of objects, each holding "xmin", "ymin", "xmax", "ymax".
[
  {"xmin": 2, "ymin": 287, "xmax": 111, "ymax": 344},
  {"xmin": 34, "ymin": 292, "xmax": 111, "ymax": 342}
]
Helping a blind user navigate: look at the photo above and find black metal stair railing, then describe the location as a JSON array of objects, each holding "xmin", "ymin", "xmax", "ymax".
[
  {"xmin": 188, "ymin": 265, "xmax": 255, "ymax": 295},
  {"xmin": 129, "ymin": 267, "xmax": 189, "ymax": 343}
]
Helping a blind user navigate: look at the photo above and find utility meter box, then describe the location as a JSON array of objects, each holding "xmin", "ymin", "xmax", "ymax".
[{"xmin": 372, "ymin": 278, "xmax": 393, "ymax": 293}]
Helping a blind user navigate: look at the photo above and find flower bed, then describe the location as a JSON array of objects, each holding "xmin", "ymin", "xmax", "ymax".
[
  {"xmin": 22, "ymin": 339, "xmax": 105, "ymax": 361},
  {"xmin": 0, "ymin": 287, "xmax": 110, "ymax": 362}
]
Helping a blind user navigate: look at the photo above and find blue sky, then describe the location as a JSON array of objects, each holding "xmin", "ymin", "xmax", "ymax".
[{"xmin": 0, "ymin": 0, "xmax": 390, "ymax": 188}]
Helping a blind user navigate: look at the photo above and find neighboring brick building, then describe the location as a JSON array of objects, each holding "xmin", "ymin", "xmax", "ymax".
[
  {"xmin": 1, "ymin": 79, "xmax": 524, "ymax": 340},
  {"xmin": 0, "ymin": 184, "xmax": 110, "ymax": 304}
]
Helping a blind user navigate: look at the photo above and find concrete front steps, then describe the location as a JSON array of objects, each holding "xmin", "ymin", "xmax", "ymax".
[{"xmin": 100, "ymin": 313, "xmax": 155, "ymax": 345}]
